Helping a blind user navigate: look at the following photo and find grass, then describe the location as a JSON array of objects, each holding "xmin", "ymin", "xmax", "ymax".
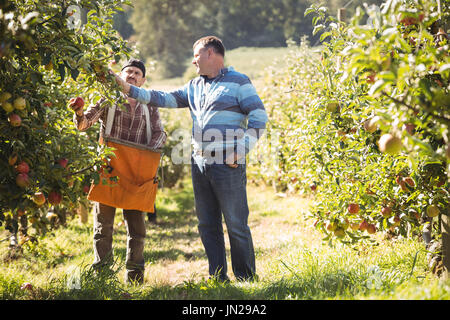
[
  {"xmin": 147, "ymin": 46, "xmax": 293, "ymax": 91},
  {"xmin": 1, "ymin": 174, "xmax": 449, "ymax": 300}
]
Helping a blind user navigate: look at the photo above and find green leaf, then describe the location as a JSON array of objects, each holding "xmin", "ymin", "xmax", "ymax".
[
  {"xmin": 42, "ymin": 53, "xmax": 52, "ymax": 66},
  {"xmin": 58, "ymin": 63, "xmax": 65, "ymax": 82},
  {"xmin": 313, "ymin": 24, "xmax": 325, "ymax": 35},
  {"xmin": 70, "ymin": 68, "xmax": 80, "ymax": 81},
  {"xmin": 418, "ymin": 78, "xmax": 432, "ymax": 100},
  {"xmin": 304, "ymin": 7, "xmax": 316, "ymax": 17},
  {"xmin": 320, "ymin": 31, "xmax": 332, "ymax": 42},
  {"xmin": 439, "ymin": 64, "xmax": 450, "ymax": 76},
  {"xmin": 378, "ymin": 71, "xmax": 396, "ymax": 83},
  {"xmin": 368, "ymin": 80, "xmax": 387, "ymax": 96}
]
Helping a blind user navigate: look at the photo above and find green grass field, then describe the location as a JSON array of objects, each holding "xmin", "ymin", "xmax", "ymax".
[
  {"xmin": 148, "ymin": 46, "xmax": 293, "ymax": 91},
  {"xmin": 1, "ymin": 177, "xmax": 449, "ymax": 300}
]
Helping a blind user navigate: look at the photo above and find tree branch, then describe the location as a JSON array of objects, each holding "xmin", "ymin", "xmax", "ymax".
[
  {"xmin": 67, "ymin": 165, "xmax": 96, "ymax": 177},
  {"xmin": 381, "ymin": 91, "xmax": 450, "ymax": 125}
]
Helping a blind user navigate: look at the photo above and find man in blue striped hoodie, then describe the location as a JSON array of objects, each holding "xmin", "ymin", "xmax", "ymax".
[{"xmin": 114, "ymin": 36, "xmax": 268, "ymax": 282}]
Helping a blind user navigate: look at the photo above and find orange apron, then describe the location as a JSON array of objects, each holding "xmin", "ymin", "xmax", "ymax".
[{"xmin": 88, "ymin": 140, "xmax": 160, "ymax": 213}]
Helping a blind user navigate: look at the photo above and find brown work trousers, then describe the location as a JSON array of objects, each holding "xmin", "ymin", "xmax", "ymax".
[{"xmin": 92, "ymin": 202, "xmax": 146, "ymax": 284}]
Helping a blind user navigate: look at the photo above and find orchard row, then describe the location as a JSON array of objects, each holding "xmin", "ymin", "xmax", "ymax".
[{"xmin": 249, "ymin": 0, "xmax": 449, "ymax": 246}]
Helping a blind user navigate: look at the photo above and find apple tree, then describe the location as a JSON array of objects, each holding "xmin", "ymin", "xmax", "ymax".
[
  {"xmin": 252, "ymin": 0, "xmax": 449, "ymax": 272},
  {"xmin": 0, "ymin": 0, "xmax": 133, "ymax": 244}
]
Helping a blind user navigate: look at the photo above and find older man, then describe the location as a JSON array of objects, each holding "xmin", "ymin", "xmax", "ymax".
[
  {"xmin": 72, "ymin": 58, "xmax": 166, "ymax": 284},
  {"xmin": 114, "ymin": 37, "xmax": 268, "ymax": 282}
]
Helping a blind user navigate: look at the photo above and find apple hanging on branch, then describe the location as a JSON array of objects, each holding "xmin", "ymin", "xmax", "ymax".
[
  {"xmin": 48, "ymin": 191, "xmax": 62, "ymax": 206},
  {"xmin": 378, "ymin": 134, "xmax": 403, "ymax": 155},
  {"xmin": 426, "ymin": 205, "xmax": 440, "ymax": 218},
  {"xmin": 347, "ymin": 203, "xmax": 360, "ymax": 214},
  {"xmin": 16, "ymin": 173, "xmax": 31, "ymax": 188},
  {"xmin": 15, "ymin": 161, "xmax": 30, "ymax": 174},
  {"xmin": 381, "ymin": 207, "xmax": 392, "ymax": 218},
  {"xmin": 13, "ymin": 97, "xmax": 26, "ymax": 110},
  {"xmin": 32, "ymin": 192, "xmax": 46, "ymax": 207},
  {"xmin": 8, "ymin": 113, "xmax": 22, "ymax": 127},
  {"xmin": 58, "ymin": 158, "xmax": 69, "ymax": 169}
]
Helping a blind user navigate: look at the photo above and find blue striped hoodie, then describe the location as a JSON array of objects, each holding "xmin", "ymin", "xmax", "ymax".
[{"xmin": 128, "ymin": 66, "xmax": 268, "ymax": 168}]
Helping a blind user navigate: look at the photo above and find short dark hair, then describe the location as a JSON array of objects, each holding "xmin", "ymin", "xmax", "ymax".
[
  {"xmin": 121, "ymin": 58, "xmax": 146, "ymax": 77},
  {"xmin": 193, "ymin": 36, "xmax": 225, "ymax": 57}
]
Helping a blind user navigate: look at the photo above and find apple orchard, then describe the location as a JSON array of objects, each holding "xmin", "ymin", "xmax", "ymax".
[
  {"xmin": 0, "ymin": 0, "xmax": 449, "ymax": 275},
  {"xmin": 248, "ymin": 0, "xmax": 449, "ymax": 272},
  {"xmin": 0, "ymin": 0, "xmax": 132, "ymax": 239}
]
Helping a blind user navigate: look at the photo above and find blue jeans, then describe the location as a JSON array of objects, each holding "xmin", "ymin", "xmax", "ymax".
[{"xmin": 191, "ymin": 160, "xmax": 256, "ymax": 281}]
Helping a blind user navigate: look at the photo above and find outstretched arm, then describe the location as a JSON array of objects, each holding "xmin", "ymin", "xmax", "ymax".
[{"xmin": 111, "ymin": 70, "xmax": 189, "ymax": 108}]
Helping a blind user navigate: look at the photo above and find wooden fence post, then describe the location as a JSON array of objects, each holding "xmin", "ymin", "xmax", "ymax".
[{"xmin": 338, "ymin": 8, "xmax": 346, "ymax": 23}]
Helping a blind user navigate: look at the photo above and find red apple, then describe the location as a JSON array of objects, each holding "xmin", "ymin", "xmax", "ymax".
[
  {"xmin": 16, "ymin": 161, "xmax": 30, "ymax": 174},
  {"xmin": 16, "ymin": 173, "xmax": 30, "ymax": 188},
  {"xmin": 310, "ymin": 184, "xmax": 317, "ymax": 192},
  {"xmin": 58, "ymin": 158, "xmax": 69, "ymax": 169},
  {"xmin": 367, "ymin": 224, "xmax": 376, "ymax": 234},
  {"xmin": 20, "ymin": 283, "xmax": 33, "ymax": 291},
  {"xmin": 366, "ymin": 72, "xmax": 376, "ymax": 84},
  {"xmin": 347, "ymin": 203, "xmax": 360, "ymax": 214},
  {"xmin": 48, "ymin": 191, "xmax": 62, "ymax": 205},
  {"xmin": 359, "ymin": 220, "xmax": 369, "ymax": 231},
  {"xmin": 398, "ymin": 13, "xmax": 423, "ymax": 26},
  {"xmin": 8, "ymin": 113, "xmax": 22, "ymax": 126},
  {"xmin": 404, "ymin": 123, "xmax": 416, "ymax": 135},
  {"xmin": 381, "ymin": 207, "xmax": 392, "ymax": 218},
  {"xmin": 68, "ymin": 97, "xmax": 84, "ymax": 111},
  {"xmin": 403, "ymin": 177, "xmax": 415, "ymax": 187},
  {"xmin": 83, "ymin": 185, "xmax": 90, "ymax": 194},
  {"xmin": 399, "ymin": 180, "xmax": 408, "ymax": 191},
  {"xmin": 33, "ymin": 192, "xmax": 46, "ymax": 207}
]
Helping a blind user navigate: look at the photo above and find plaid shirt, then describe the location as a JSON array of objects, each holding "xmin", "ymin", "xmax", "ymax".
[{"xmin": 74, "ymin": 98, "xmax": 166, "ymax": 150}]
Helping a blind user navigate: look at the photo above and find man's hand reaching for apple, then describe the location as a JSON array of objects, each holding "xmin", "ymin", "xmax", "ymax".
[{"xmin": 109, "ymin": 69, "xmax": 131, "ymax": 95}]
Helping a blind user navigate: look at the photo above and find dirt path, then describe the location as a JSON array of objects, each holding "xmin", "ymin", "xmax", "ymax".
[{"xmin": 141, "ymin": 184, "xmax": 317, "ymax": 286}]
